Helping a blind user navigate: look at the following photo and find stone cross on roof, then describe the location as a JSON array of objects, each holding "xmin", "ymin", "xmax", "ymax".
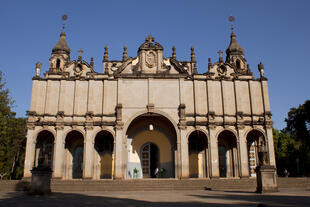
[
  {"xmin": 145, "ymin": 35, "xmax": 154, "ymax": 44},
  {"xmin": 217, "ymin": 50, "xmax": 223, "ymax": 58},
  {"xmin": 78, "ymin": 49, "xmax": 84, "ymax": 57}
]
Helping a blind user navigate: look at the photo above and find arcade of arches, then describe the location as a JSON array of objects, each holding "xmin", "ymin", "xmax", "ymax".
[{"xmin": 25, "ymin": 112, "xmax": 273, "ymax": 180}]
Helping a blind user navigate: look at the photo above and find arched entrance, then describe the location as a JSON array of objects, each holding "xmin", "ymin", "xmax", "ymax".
[
  {"xmin": 126, "ymin": 113, "xmax": 177, "ymax": 179},
  {"xmin": 94, "ymin": 131, "xmax": 114, "ymax": 179},
  {"xmin": 35, "ymin": 130, "xmax": 54, "ymax": 168},
  {"xmin": 188, "ymin": 130, "xmax": 208, "ymax": 178},
  {"xmin": 64, "ymin": 130, "xmax": 84, "ymax": 179},
  {"xmin": 218, "ymin": 130, "xmax": 239, "ymax": 178},
  {"xmin": 247, "ymin": 130, "xmax": 266, "ymax": 177}
]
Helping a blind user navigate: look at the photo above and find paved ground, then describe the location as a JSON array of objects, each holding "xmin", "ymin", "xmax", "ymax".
[{"xmin": 0, "ymin": 188, "xmax": 309, "ymax": 207}]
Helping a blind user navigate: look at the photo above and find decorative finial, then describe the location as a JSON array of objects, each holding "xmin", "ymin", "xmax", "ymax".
[
  {"xmin": 35, "ymin": 61, "xmax": 42, "ymax": 77},
  {"xmin": 145, "ymin": 35, "xmax": 154, "ymax": 44},
  {"xmin": 218, "ymin": 50, "xmax": 223, "ymax": 62},
  {"xmin": 104, "ymin": 45, "xmax": 108, "ymax": 61},
  {"xmin": 90, "ymin": 57, "xmax": 94, "ymax": 68},
  {"xmin": 62, "ymin": 14, "xmax": 68, "ymax": 32},
  {"xmin": 191, "ymin": 46, "xmax": 196, "ymax": 63},
  {"xmin": 208, "ymin": 58, "xmax": 212, "ymax": 70},
  {"xmin": 78, "ymin": 49, "xmax": 83, "ymax": 61},
  {"xmin": 247, "ymin": 64, "xmax": 251, "ymax": 73},
  {"xmin": 258, "ymin": 61, "xmax": 265, "ymax": 77},
  {"xmin": 228, "ymin": 15, "xmax": 235, "ymax": 33},
  {"xmin": 122, "ymin": 45, "xmax": 127, "ymax": 61},
  {"xmin": 172, "ymin": 46, "xmax": 176, "ymax": 59}
]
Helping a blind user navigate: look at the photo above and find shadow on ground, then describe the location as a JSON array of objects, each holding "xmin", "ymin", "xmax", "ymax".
[{"xmin": 0, "ymin": 189, "xmax": 309, "ymax": 207}]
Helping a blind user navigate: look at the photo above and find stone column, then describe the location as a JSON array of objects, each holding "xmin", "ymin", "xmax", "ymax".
[
  {"xmin": 53, "ymin": 126, "xmax": 64, "ymax": 178},
  {"xmin": 209, "ymin": 125, "xmax": 219, "ymax": 178},
  {"xmin": 83, "ymin": 126, "xmax": 94, "ymax": 179},
  {"xmin": 266, "ymin": 126, "xmax": 276, "ymax": 166},
  {"xmin": 23, "ymin": 126, "xmax": 36, "ymax": 178},
  {"xmin": 238, "ymin": 127, "xmax": 250, "ymax": 177},
  {"xmin": 180, "ymin": 127, "xmax": 189, "ymax": 178},
  {"xmin": 114, "ymin": 126, "xmax": 124, "ymax": 179}
]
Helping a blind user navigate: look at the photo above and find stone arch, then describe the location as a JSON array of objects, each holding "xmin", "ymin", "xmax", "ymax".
[
  {"xmin": 188, "ymin": 130, "xmax": 209, "ymax": 178},
  {"xmin": 215, "ymin": 128, "xmax": 239, "ymax": 142},
  {"xmin": 246, "ymin": 129, "xmax": 267, "ymax": 177},
  {"xmin": 63, "ymin": 128, "xmax": 85, "ymax": 141},
  {"xmin": 34, "ymin": 127, "xmax": 56, "ymax": 143},
  {"xmin": 217, "ymin": 130, "xmax": 239, "ymax": 178},
  {"xmin": 64, "ymin": 130, "xmax": 85, "ymax": 179},
  {"xmin": 93, "ymin": 130, "xmax": 114, "ymax": 179},
  {"xmin": 123, "ymin": 109, "xmax": 180, "ymax": 141},
  {"xmin": 125, "ymin": 111, "xmax": 177, "ymax": 179},
  {"xmin": 34, "ymin": 130, "xmax": 55, "ymax": 169},
  {"xmin": 91, "ymin": 127, "xmax": 115, "ymax": 144}
]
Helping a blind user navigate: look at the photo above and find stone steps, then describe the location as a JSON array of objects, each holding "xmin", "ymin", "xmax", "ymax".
[{"xmin": 1, "ymin": 177, "xmax": 309, "ymax": 192}]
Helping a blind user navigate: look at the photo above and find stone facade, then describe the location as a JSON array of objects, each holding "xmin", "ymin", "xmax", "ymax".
[{"xmin": 24, "ymin": 27, "xmax": 275, "ymax": 180}]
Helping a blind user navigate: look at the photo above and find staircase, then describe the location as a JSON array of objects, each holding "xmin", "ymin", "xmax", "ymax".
[{"xmin": 1, "ymin": 177, "xmax": 309, "ymax": 192}]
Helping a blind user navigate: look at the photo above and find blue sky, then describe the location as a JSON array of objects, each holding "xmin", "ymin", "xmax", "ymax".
[{"xmin": 0, "ymin": 0, "xmax": 309, "ymax": 130}]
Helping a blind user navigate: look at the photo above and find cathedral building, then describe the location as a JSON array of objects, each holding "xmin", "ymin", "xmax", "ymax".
[{"xmin": 23, "ymin": 25, "xmax": 275, "ymax": 180}]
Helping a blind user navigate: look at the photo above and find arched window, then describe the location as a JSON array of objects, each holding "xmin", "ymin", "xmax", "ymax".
[
  {"xmin": 56, "ymin": 59, "xmax": 60, "ymax": 69},
  {"xmin": 236, "ymin": 59, "xmax": 241, "ymax": 69}
]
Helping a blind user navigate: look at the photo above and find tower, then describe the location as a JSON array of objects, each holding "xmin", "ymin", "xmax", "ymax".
[
  {"xmin": 225, "ymin": 27, "xmax": 247, "ymax": 71},
  {"xmin": 49, "ymin": 26, "xmax": 71, "ymax": 72}
]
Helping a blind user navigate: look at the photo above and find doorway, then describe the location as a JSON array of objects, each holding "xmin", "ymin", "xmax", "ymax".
[{"xmin": 141, "ymin": 143, "xmax": 159, "ymax": 178}]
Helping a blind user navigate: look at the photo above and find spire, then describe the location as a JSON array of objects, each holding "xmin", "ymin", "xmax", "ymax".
[
  {"xmin": 122, "ymin": 45, "xmax": 127, "ymax": 61},
  {"xmin": 103, "ymin": 45, "xmax": 109, "ymax": 61},
  {"xmin": 52, "ymin": 25, "xmax": 70, "ymax": 55},
  {"xmin": 191, "ymin": 46, "xmax": 196, "ymax": 63},
  {"xmin": 172, "ymin": 46, "xmax": 176, "ymax": 59},
  {"xmin": 225, "ymin": 27, "xmax": 244, "ymax": 57}
]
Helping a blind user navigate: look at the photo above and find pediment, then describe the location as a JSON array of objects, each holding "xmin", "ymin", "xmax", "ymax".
[
  {"xmin": 63, "ymin": 60, "xmax": 95, "ymax": 77},
  {"xmin": 208, "ymin": 62, "xmax": 253, "ymax": 80}
]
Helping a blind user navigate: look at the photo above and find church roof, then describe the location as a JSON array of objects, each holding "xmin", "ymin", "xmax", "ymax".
[{"xmin": 52, "ymin": 27, "xmax": 71, "ymax": 55}]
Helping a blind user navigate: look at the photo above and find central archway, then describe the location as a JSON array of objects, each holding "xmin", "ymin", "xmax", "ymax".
[{"xmin": 125, "ymin": 113, "xmax": 177, "ymax": 179}]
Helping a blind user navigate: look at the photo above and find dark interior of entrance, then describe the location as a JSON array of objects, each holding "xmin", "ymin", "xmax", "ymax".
[
  {"xmin": 142, "ymin": 143, "xmax": 159, "ymax": 178},
  {"xmin": 65, "ymin": 130, "xmax": 84, "ymax": 179}
]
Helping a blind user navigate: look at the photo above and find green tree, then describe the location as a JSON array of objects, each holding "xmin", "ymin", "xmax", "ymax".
[
  {"xmin": 274, "ymin": 100, "xmax": 310, "ymax": 176},
  {"xmin": 0, "ymin": 70, "xmax": 26, "ymax": 179},
  {"xmin": 273, "ymin": 128, "xmax": 299, "ymax": 176}
]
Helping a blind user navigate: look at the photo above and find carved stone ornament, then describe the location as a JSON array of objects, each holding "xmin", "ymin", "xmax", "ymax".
[
  {"xmin": 145, "ymin": 51, "xmax": 157, "ymax": 68},
  {"xmin": 217, "ymin": 65, "xmax": 227, "ymax": 75}
]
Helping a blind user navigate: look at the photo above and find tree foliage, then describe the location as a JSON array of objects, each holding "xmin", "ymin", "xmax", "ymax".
[
  {"xmin": 0, "ymin": 70, "xmax": 26, "ymax": 179},
  {"xmin": 274, "ymin": 100, "xmax": 310, "ymax": 176}
]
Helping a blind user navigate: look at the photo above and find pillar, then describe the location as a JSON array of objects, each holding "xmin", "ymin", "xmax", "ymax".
[
  {"xmin": 266, "ymin": 126, "xmax": 276, "ymax": 166},
  {"xmin": 53, "ymin": 126, "xmax": 64, "ymax": 178},
  {"xmin": 23, "ymin": 126, "xmax": 36, "ymax": 178},
  {"xmin": 180, "ymin": 128, "xmax": 189, "ymax": 178},
  {"xmin": 83, "ymin": 126, "xmax": 94, "ymax": 179},
  {"xmin": 238, "ymin": 127, "xmax": 250, "ymax": 177},
  {"xmin": 209, "ymin": 126, "xmax": 219, "ymax": 177},
  {"xmin": 114, "ymin": 126, "xmax": 124, "ymax": 179}
]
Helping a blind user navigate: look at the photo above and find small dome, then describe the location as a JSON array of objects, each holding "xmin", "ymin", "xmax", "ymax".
[
  {"xmin": 52, "ymin": 29, "xmax": 70, "ymax": 55},
  {"xmin": 226, "ymin": 31, "xmax": 244, "ymax": 56}
]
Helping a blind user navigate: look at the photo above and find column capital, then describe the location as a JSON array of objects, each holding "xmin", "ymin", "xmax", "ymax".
[
  {"xmin": 26, "ymin": 124, "xmax": 35, "ymax": 130},
  {"xmin": 55, "ymin": 125, "xmax": 64, "ymax": 130},
  {"xmin": 237, "ymin": 124, "xmax": 245, "ymax": 130},
  {"xmin": 208, "ymin": 123, "xmax": 216, "ymax": 130},
  {"xmin": 85, "ymin": 125, "xmax": 93, "ymax": 131},
  {"xmin": 115, "ymin": 122, "xmax": 124, "ymax": 130}
]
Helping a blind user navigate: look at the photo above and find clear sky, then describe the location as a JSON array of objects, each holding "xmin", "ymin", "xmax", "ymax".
[{"xmin": 0, "ymin": 0, "xmax": 309, "ymax": 130}]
